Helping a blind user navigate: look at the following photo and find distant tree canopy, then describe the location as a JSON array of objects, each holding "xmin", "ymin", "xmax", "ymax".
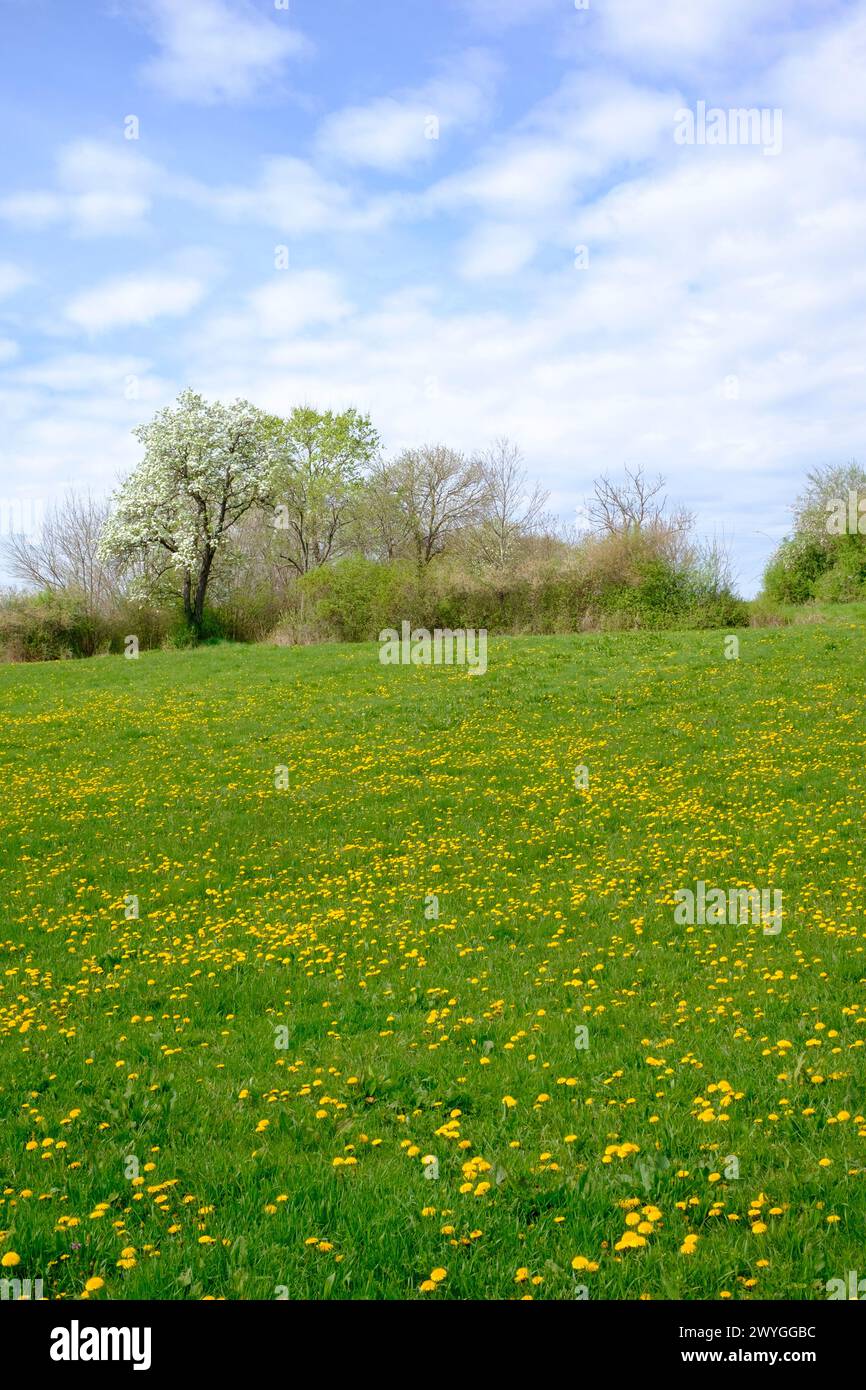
[
  {"xmin": 2, "ymin": 388, "xmax": 748, "ymax": 660},
  {"xmin": 96, "ymin": 391, "xmax": 550, "ymax": 630}
]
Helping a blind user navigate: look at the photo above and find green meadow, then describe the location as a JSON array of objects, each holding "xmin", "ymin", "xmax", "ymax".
[{"xmin": 1, "ymin": 609, "xmax": 864, "ymax": 1300}]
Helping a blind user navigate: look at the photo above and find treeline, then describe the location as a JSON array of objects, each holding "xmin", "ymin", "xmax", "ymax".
[{"xmin": 0, "ymin": 390, "xmax": 746, "ymax": 662}]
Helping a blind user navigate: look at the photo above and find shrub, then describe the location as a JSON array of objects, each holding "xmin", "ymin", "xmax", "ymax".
[
  {"xmin": 685, "ymin": 593, "xmax": 750, "ymax": 629},
  {"xmin": 0, "ymin": 590, "xmax": 109, "ymax": 662},
  {"xmin": 763, "ymin": 536, "xmax": 832, "ymax": 604},
  {"xmin": 304, "ymin": 554, "xmax": 406, "ymax": 642},
  {"xmin": 811, "ymin": 537, "xmax": 866, "ymax": 602},
  {"xmin": 266, "ymin": 540, "xmax": 741, "ymax": 645},
  {"xmin": 104, "ymin": 601, "xmax": 173, "ymax": 654},
  {"xmin": 165, "ymin": 609, "xmax": 228, "ymax": 649},
  {"xmin": 212, "ymin": 586, "xmax": 284, "ymax": 644}
]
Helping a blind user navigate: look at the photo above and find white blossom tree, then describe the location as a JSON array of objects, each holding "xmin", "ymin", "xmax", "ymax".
[{"xmin": 99, "ymin": 390, "xmax": 269, "ymax": 636}]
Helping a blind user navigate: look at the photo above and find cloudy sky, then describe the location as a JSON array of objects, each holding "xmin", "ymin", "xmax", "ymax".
[{"xmin": 1, "ymin": 0, "xmax": 864, "ymax": 594}]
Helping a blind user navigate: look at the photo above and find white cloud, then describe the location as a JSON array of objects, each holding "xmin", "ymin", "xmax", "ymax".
[
  {"xmin": 195, "ymin": 154, "xmax": 406, "ymax": 237},
  {"xmin": 584, "ymin": 0, "xmax": 838, "ymax": 73},
  {"xmin": 65, "ymin": 273, "xmax": 206, "ymax": 332},
  {"xmin": 14, "ymin": 354, "xmax": 155, "ymax": 394},
  {"xmin": 772, "ymin": 5, "xmax": 866, "ymax": 133},
  {"xmin": 457, "ymin": 223, "xmax": 538, "ymax": 278},
  {"xmin": 317, "ymin": 97, "xmax": 444, "ymax": 174},
  {"xmin": 206, "ymin": 157, "xmax": 354, "ymax": 235},
  {"xmin": 440, "ymin": 76, "xmax": 675, "ymax": 208},
  {"xmin": 56, "ymin": 141, "xmax": 155, "ymax": 192},
  {"xmin": 172, "ymin": 56, "xmax": 866, "ymax": 596},
  {"xmin": 0, "ymin": 140, "xmax": 159, "ymax": 236},
  {"xmin": 426, "ymin": 75, "xmax": 677, "ymax": 245},
  {"xmin": 316, "ymin": 51, "xmax": 499, "ymax": 172},
  {"xmin": 0, "ymin": 192, "xmax": 64, "ymax": 230},
  {"xmin": 594, "ymin": 0, "xmax": 759, "ymax": 65},
  {"xmin": 0, "ymin": 139, "xmax": 394, "ymax": 249},
  {"xmin": 139, "ymin": 0, "xmax": 311, "ymax": 103},
  {"xmin": 0, "ymin": 263, "xmax": 32, "ymax": 298},
  {"xmin": 457, "ymin": 0, "xmax": 561, "ymax": 29},
  {"xmin": 247, "ymin": 271, "xmax": 350, "ymax": 337},
  {"xmin": 0, "ymin": 389, "xmax": 150, "ymax": 498},
  {"xmin": 434, "ymin": 139, "xmax": 580, "ymax": 214}
]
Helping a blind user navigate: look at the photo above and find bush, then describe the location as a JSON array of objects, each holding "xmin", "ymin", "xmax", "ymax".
[
  {"xmin": 685, "ymin": 593, "xmax": 750, "ymax": 629},
  {"xmin": 165, "ymin": 609, "xmax": 228, "ymax": 648},
  {"xmin": 103, "ymin": 601, "xmax": 173, "ymax": 654},
  {"xmin": 811, "ymin": 537, "xmax": 866, "ymax": 602},
  {"xmin": 304, "ymin": 554, "xmax": 407, "ymax": 642},
  {"xmin": 212, "ymin": 584, "xmax": 285, "ymax": 644},
  {"xmin": 763, "ymin": 536, "xmax": 833, "ymax": 604},
  {"xmin": 266, "ymin": 538, "xmax": 741, "ymax": 645},
  {"xmin": 0, "ymin": 590, "xmax": 109, "ymax": 662}
]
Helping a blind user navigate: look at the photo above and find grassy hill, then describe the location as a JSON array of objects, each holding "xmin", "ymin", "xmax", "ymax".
[{"xmin": 1, "ymin": 611, "xmax": 864, "ymax": 1300}]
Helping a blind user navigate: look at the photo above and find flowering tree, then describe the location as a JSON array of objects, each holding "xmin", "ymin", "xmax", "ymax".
[{"xmin": 100, "ymin": 390, "xmax": 269, "ymax": 636}]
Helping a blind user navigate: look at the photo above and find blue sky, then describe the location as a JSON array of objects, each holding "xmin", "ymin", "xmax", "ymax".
[{"xmin": 1, "ymin": 0, "xmax": 864, "ymax": 594}]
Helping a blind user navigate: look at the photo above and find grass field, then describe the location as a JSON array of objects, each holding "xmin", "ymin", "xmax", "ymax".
[{"xmin": 1, "ymin": 610, "xmax": 865, "ymax": 1301}]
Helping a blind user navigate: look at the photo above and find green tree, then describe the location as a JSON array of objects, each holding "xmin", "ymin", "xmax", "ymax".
[
  {"xmin": 763, "ymin": 461, "xmax": 866, "ymax": 603},
  {"xmin": 266, "ymin": 407, "xmax": 379, "ymax": 575}
]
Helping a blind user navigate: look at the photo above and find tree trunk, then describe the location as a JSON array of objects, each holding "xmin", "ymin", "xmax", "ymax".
[
  {"xmin": 193, "ymin": 549, "xmax": 215, "ymax": 637},
  {"xmin": 182, "ymin": 572, "xmax": 193, "ymax": 627}
]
